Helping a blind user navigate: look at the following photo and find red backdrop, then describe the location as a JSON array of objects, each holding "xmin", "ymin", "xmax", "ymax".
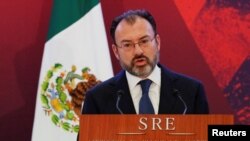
[{"xmin": 1, "ymin": 0, "xmax": 249, "ymax": 140}]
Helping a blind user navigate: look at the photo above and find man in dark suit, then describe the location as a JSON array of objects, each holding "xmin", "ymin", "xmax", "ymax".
[{"xmin": 82, "ymin": 9, "xmax": 209, "ymax": 114}]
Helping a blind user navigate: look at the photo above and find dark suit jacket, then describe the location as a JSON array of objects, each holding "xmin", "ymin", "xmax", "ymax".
[{"xmin": 82, "ymin": 64, "xmax": 209, "ymax": 114}]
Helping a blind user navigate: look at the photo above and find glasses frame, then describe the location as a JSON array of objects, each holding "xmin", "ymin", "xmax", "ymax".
[{"xmin": 116, "ymin": 36, "xmax": 156, "ymax": 51}]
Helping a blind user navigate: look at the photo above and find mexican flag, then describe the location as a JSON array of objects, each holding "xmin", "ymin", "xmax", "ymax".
[{"xmin": 31, "ymin": 0, "xmax": 113, "ymax": 141}]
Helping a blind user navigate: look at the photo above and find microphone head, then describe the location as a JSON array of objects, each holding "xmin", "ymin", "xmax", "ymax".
[
  {"xmin": 117, "ymin": 90, "xmax": 125, "ymax": 96},
  {"xmin": 173, "ymin": 89, "xmax": 180, "ymax": 95}
]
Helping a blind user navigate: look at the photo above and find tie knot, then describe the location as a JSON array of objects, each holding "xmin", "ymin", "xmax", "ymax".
[{"xmin": 139, "ymin": 79, "xmax": 152, "ymax": 95}]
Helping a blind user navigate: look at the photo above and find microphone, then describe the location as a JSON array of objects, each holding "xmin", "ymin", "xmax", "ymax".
[
  {"xmin": 116, "ymin": 90, "xmax": 124, "ymax": 114},
  {"xmin": 173, "ymin": 89, "xmax": 187, "ymax": 115}
]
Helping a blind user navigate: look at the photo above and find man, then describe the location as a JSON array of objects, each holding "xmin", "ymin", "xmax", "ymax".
[{"xmin": 82, "ymin": 9, "xmax": 209, "ymax": 114}]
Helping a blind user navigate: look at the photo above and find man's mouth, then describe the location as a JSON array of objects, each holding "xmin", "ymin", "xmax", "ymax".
[{"xmin": 134, "ymin": 57, "xmax": 147, "ymax": 66}]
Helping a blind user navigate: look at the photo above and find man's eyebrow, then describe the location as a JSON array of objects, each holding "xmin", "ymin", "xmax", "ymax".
[
  {"xmin": 120, "ymin": 35, "xmax": 150, "ymax": 43},
  {"xmin": 139, "ymin": 35, "xmax": 150, "ymax": 40},
  {"xmin": 120, "ymin": 39, "xmax": 132, "ymax": 43}
]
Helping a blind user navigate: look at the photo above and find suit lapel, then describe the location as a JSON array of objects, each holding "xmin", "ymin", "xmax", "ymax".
[
  {"xmin": 158, "ymin": 65, "xmax": 178, "ymax": 114},
  {"xmin": 113, "ymin": 71, "xmax": 136, "ymax": 114}
]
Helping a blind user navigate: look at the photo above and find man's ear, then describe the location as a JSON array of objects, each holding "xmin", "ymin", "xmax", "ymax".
[
  {"xmin": 155, "ymin": 34, "xmax": 161, "ymax": 51},
  {"xmin": 112, "ymin": 44, "xmax": 120, "ymax": 60}
]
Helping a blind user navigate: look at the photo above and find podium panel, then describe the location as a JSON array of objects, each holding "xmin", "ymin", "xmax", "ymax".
[{"xmin": 79, "ymin": 115, "xmax": 233, "ymax": 141}]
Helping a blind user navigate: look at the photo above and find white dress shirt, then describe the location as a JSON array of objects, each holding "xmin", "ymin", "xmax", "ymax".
[{"xmin": 126, "ymin": 65, "xmax": 161, "ymax": 114}]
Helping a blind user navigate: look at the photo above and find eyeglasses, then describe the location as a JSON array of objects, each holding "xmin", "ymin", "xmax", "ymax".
[{"xmin": 116, "ymin": 36, "xmax": 156, "ymax": 51}]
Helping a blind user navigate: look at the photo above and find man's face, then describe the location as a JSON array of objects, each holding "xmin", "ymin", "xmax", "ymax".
[{"xmin": 112, "ymin": 17, "xmax": 161, "ymax": 78}]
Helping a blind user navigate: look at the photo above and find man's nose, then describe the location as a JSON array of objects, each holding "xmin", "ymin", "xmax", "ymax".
[{"xmin": 134, "ymin": 43, "xmax": 144, "ymax": 54}]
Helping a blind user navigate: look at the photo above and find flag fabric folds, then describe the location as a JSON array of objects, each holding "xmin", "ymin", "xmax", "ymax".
[{"xmin": 32, "ymin": 0, "xmax": 113, "ymax": 140}]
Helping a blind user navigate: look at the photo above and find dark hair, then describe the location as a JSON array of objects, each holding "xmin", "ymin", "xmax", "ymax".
[{"xmin": 110, "ymin": 9, "xmax": 157, "ymax": 43}]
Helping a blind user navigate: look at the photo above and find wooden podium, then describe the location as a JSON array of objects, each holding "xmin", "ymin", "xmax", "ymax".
[{"xmin": 79, "ymin": 115, "xmax": 233, "ymax": 141}]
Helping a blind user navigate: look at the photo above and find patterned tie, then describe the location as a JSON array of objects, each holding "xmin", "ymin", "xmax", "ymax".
[{"xmin": 139, "ymin": 79, "xmax": 154, "ymax": 114}]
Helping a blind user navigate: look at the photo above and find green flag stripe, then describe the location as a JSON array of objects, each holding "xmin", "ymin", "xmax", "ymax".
[{"xmin": 47, "ymin": 0, "xmax": 99, "ymax": 40}]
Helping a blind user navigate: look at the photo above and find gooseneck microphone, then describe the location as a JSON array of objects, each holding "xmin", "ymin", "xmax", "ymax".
[
  {"xmin": 173, "ymin": 89, "xmax": 187, "ymax": 115},
  {"xmin": 116, "ymin": 90, "xmax": 124, "ymax": 114}
]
